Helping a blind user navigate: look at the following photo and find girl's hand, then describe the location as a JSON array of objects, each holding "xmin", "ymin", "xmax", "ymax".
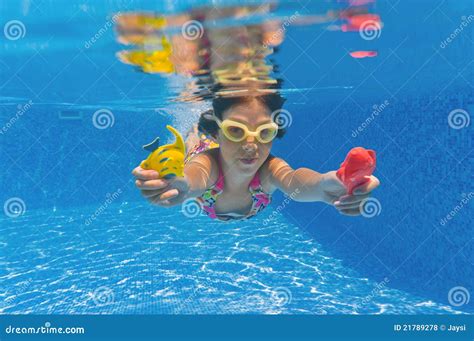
[
  {"xmin": 320, "ymin": 171, "xmax": 380, "ymax": 216},
  {"xmin": 132, "ymin": 165, "xmax": 190, "ymax": 207}
]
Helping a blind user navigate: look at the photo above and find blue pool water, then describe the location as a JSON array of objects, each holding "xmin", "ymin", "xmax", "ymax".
[
  {"xmin": 1, "ymin": 0, "xmax": 473, "ymax": 314},
  {"xmin": 0, "ymin": 202, "xmax": 464, "ymax": 314}
]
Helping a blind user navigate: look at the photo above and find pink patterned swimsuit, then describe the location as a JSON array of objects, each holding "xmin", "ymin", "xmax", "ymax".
[{"xmin": 185, "ymin": 138, "xmax": 271, "ymax": 221}]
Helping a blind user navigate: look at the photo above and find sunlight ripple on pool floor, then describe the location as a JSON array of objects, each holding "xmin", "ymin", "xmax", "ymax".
[{"xmin": 0, "ymin": 203, "xmax": 462, "ymax": 314}]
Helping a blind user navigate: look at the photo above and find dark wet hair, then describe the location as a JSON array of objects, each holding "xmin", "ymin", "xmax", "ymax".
[{"xmin": 198, "ymin": 94, "xmax": 287, "ymax": 139}]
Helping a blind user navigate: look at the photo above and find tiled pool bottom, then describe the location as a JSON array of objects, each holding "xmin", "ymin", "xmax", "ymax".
[{"xmin": 0, "ymin": 202, "xmax": 463, "ymax": 314}]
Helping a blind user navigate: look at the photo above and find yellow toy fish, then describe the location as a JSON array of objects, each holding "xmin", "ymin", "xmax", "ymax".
[
  {"xmin": 117, "ymin": 36, "xmax": 174, "ymax": 74},
  {"xmin": 140, "ymin": 125, "xmax": 186, "ymax": 178}
]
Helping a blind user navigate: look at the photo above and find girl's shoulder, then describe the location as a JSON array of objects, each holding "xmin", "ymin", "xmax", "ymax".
[
  {"xmin": 260, "ymin": 155, "xmax": 290, "ymax": 194},
  {"xmin": 186, "ymin": 147, "xmax": 220, "ymax": 188}
]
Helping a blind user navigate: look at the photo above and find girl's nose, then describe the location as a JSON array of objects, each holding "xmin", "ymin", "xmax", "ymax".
[{"xmin": 242, "ymin": 142, "xmax": 257, "ymax": 154}]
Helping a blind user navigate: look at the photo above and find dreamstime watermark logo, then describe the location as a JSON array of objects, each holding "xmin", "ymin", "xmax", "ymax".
[
  {"xmin": 84, "ymin": 13, "xmax": 121, "ymax": 49},
  {"xmin": 439, "ymin": 192, "xmax": 473, "ymax": 226},
  {"xmin": 440, "ymin": 15, "xmax": 474, "ymax": 49},
  {"xmin": 243, "ymin": 294, "xmax": 267, "ymax": 309},
  {"xmin": 359, "ymin": 197, "xmax": 381, "ymax": 218},
  {"xmin": 2, "ymin": 279, "xmax": 32, "ymax": 308},
  {"xmin": 263, "ymin": 188, "xmax": 300, "ymax": 226},
  {"xmin": 4, "ymin": 20, "xmax": 26, "ymax": 41},
  {"xmin": 263, "ymin": 11, "xmax": 300, "ymax": 48},
  {"xmin": 352, "ymin": 100, "xmax": 389, "ymax": 138},
  {"xmin": 181, "ymin": 198, "xmax": 203, "ymax": 218},
  {"xmin": 84, "ymin": 189, "xmax": 123, "ymax": 226},
  {"xmin": 358, "ymin": 277, "xmax": 389, "ymax": 307},
  {"xmin": 91, "ymin": 286, "xmax": 114, "ymax": 306},
  {"xmin": 271, "ymin": 287, "xmax": 292, "ymax": 307},
  {"xmin": 181, "ymin": 20, "xmax": 204, "ymax": 40},
  {"xmin": 271, "ymin": 109, "xmax": 293, "ymax": 129},
  {"xmin": 448, "ymin": 286, "xmax": 470, "ymax": 307},
  {"xmin": 240, "ymin": 287, "xmax": 292, "ymax": 311},
  {"xmin": 0, "ymin": 100, "xmax": 33, "ymax": 135},
  {"xmin": 92, "ymin": 109, "xmax": 115, "ymax": 129},
  {"xmin": 359, "ymin": 20, "xmax": 382, "ymax": 40},
  {"xmin": 4, "ymin": 321, "xmax": 85, "ymax": 335},
  {"xmin": 448, "ymin": 109, "xmax": 470, "ymax": 130},
  {"xmin": 3, "ymin": 197, "xmax": 26, "ymax": 218}
]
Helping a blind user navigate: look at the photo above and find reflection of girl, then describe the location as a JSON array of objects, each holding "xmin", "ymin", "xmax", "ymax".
[
  {"xmin": 115, "ymin": 5, "xmax": 280, "ymax": 77},
  {"xmin": 133, "ymin": 94, "xmax": 379, "ymax": 221}
]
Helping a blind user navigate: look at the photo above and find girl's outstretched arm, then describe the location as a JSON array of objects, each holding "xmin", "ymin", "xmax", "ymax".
[{"xmin": 263, "ymin": 156, "xmax": 379, "ymax": 216}]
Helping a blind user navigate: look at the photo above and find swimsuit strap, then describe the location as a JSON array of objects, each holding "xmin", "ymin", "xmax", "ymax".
[
  {"xmin": 247, "ymin": 170, "xmax": 271, "ymax": 218},
  {"xmin": 214, "ymin": 153, "xmax": 225, "ymax": 191},
  {"xmin": 249, "ymin": 169, "xmax": 261, "ymax": 190},
  {"xmin": 195, "ymin": 153, "xmax": 224, "ymax": 219}
]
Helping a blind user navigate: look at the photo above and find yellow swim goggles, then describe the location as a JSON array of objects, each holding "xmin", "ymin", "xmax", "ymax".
[{"xmin": 209, "ymin": 116, "xmax": 279, "ymax": 144}]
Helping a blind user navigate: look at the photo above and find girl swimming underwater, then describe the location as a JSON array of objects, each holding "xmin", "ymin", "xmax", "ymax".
[{"xmin": 132, "ymin": 94, "xmax": 380, "ymax": 220}]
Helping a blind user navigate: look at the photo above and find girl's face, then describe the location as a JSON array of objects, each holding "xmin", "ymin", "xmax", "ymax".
[{"xmin": 217, "ymin": 99, "xmax": 274, "ymax": 175}]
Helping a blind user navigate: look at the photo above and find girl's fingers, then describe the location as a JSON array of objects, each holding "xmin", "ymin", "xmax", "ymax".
[
  {"xmin": 150, "ymin": 193, "xmax": 177, "ymax": 207},
  {"xmin": 158, "ymin": 189, "xmax": 179, "ymax": 202},
  {"xmin": 335, "ymin": 201, "xmax": 364, "ymax": 210},
  {"xmin": 150, "ymin": 197, "xmax": 172, "ymax": 207},
  {"xmin": 353, "ymin": 176, "xmax": 380, "ymax": 195},
  {"xmin": 136, "ymin": 179, "xmax": 168, "ymax": 190},
  {"xmin": 155, "ymin": 200, "xmax": 175, "ymax": 207},
  {"xmin": 334, "ymin": 193, "xmax": 370, "ymax": 206},
  {"xmin": 141, "ymin": 189, "xmax": 164, "ymax": 198},
  {"xmin": 132, "ymin": 166, "xmax": 160, "ymax": 180},
  {"xmin": 323, "ymin": 193, "xmax": 340, "ymax": 205},
  {"xmin": 338, "ymin": 208, "xmax": 361, "ymax": 216}
]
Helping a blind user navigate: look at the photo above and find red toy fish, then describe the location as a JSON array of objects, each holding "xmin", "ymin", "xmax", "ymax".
[
  {"xmin": 349, "ymin": 50, "xmax": 378, "ymax": 59},
  {"xmin": 336, "ymin": 147, "xmax": 376, "ymax": 195},
  {"xmin": 340, "ymin": 14, "xmax": 382, "ymax": 32}
]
